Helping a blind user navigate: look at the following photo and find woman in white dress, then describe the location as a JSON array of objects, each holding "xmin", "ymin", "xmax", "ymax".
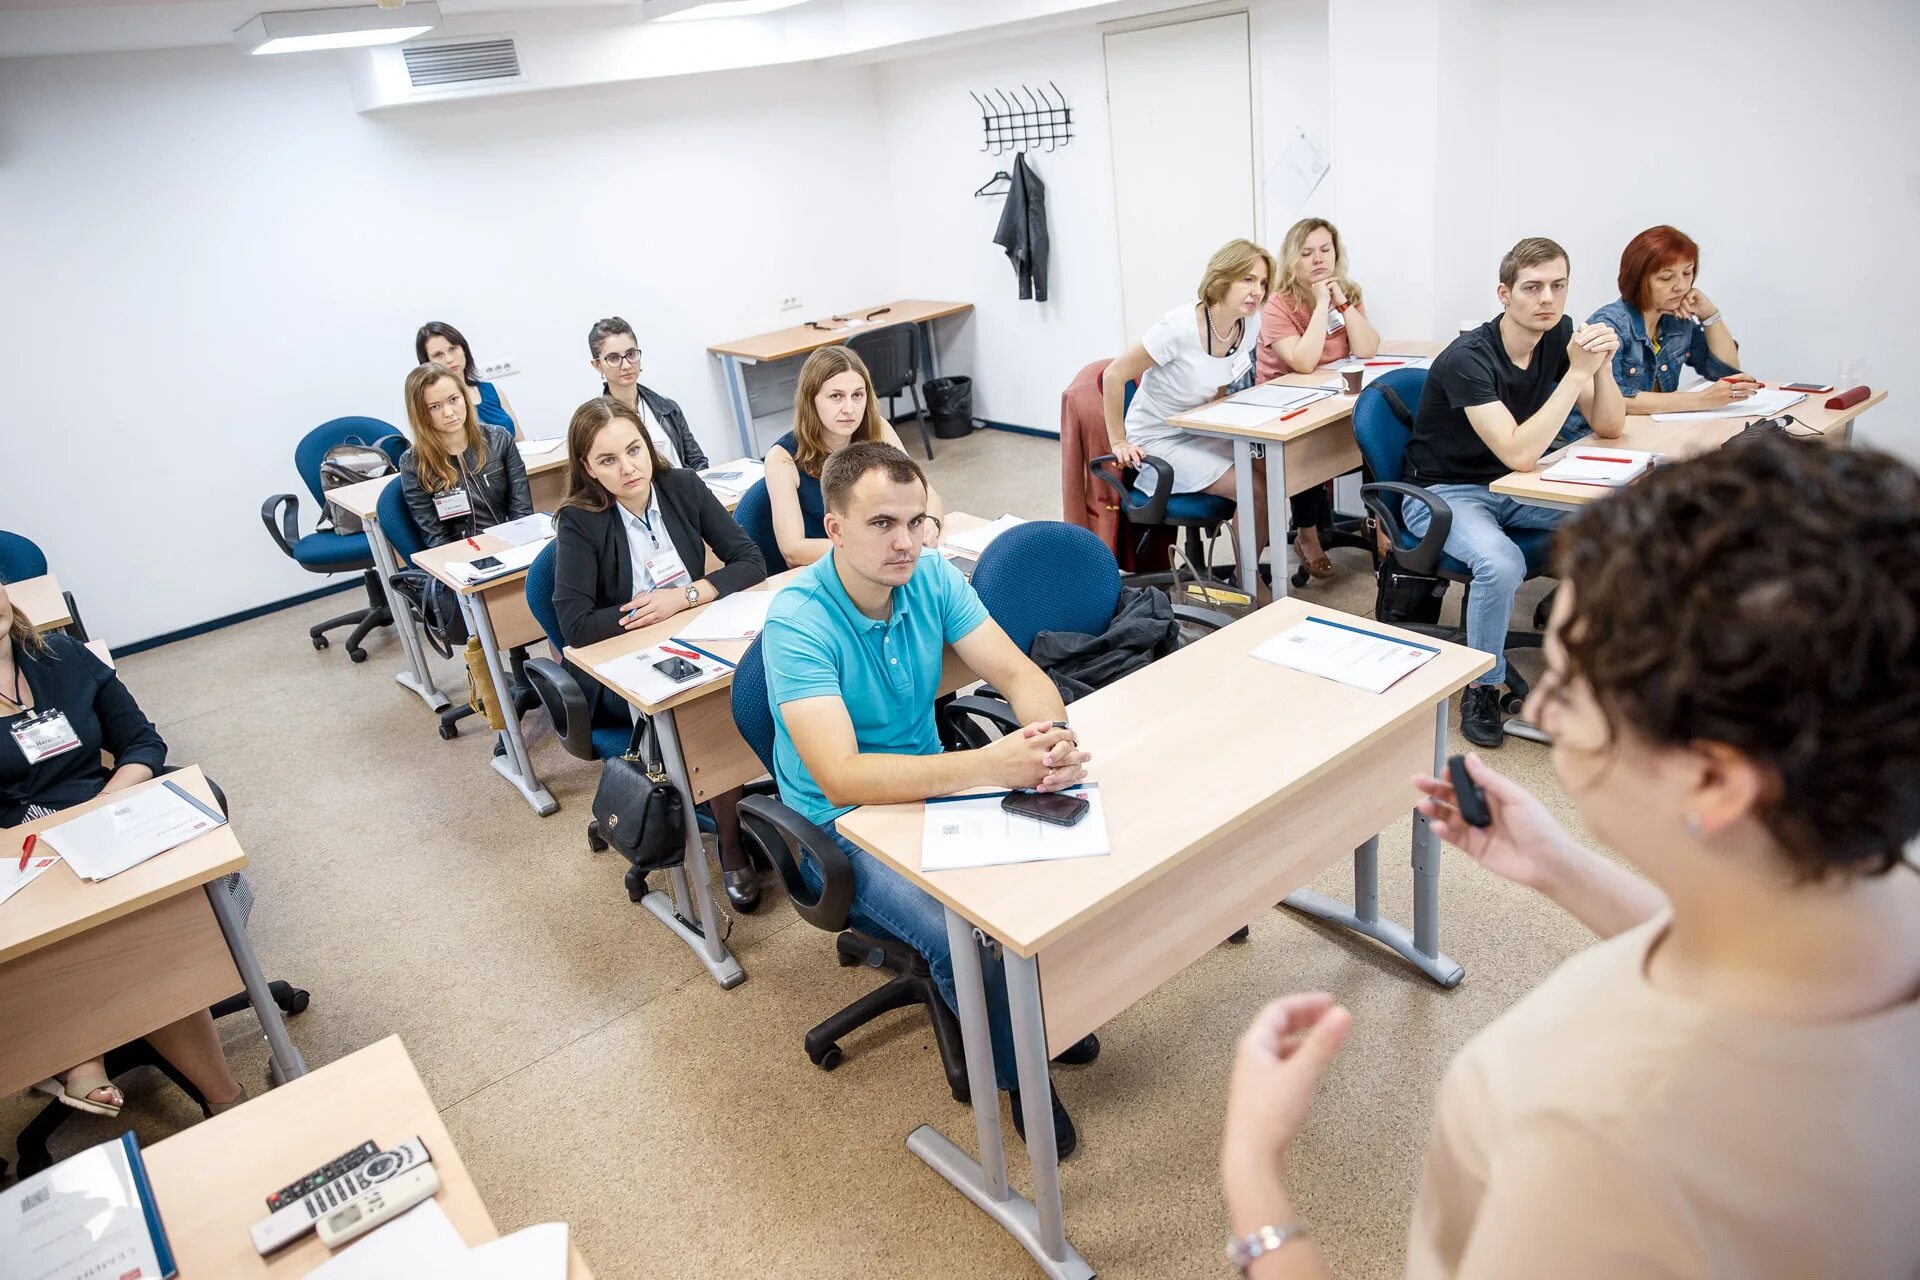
[{"xmin": 1102, "ymin": 238, "xmax": 1277, "ymax": 575}]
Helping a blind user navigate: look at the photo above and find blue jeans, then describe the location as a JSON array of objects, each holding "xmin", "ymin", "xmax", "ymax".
[
  {"xmin": 1403, "ymin": 485, "xmax": 1564, "ymax": 687},
  {"xmin": 803, "ymin": 828, "xmax": 1021, "ymax": 1091}
]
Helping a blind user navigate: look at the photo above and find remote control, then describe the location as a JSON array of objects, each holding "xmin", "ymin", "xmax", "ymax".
[
  {"xmin": 266, "ymin": 1140, "xmax": 378, "ymax": 1211},
  {"xmin": 315, "ymin": 1162, "xmax": 441, "ymax": 1249},
  {"xmin": 1446, "ymin": 754, "xmax": 1492, "ymax": 828},
  {"xmin": 250, "ymin": 1137, "xmax": 432, "ymax": 1255}
]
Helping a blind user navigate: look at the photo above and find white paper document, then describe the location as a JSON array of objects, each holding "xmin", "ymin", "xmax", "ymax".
[
  {"xmin": 307, "ymin": 1201, "xmax": 467, "ymax": 1279},
  {"xmin": 516, "ymin": 436, "xmax": 567, "ymax": 458},
  {"xmin": 699, "ymin": 460, "xmax": 767, "ymax": 496},
  {"xmin": 945, "ymin": 513, "xmax": 1028, "ymax": 556},
  {"xmin": 446, "ymin": 539, "xmax": 547, "ymax": 585},
  {"xmin": 483, "ymin": 513, "xmax": 555, "ymax": 547},
  {"xmin": 1651, "ymin": 386, "xmax": 1806, "ymax": 421},
  {"xmin": 673, "ymin": 589, "xmax": 777, "ymax": 643},
  {"xmin": 1540, "ymin": 448, "xmax": 1658, "ymax": 487},
  {"xmin": 0, "ymin": 849, "xmax": 61, "ymax": 907},
  {"xmin": 0, "ymin": 1133, "xmax": 172, "ymax": 1280},
  {"xmin": 1229, "ymin": 384, "xmax": 1335, "ymax": 412},
  {"xmin": 1252, "ymin": 615, "xmax": 1439, "ymax": 694},
  {"xmin": 37, "ymin": 779, "xmax": 226, "ymax": 881},
  {"xmin": 461, "ymin": 1222, "xmax": 570, "ymax": 1280},
  {"xmin": 593, "ymin": 642, "xmax": 734, "ymax": 705},
  {"xmin": 1179, "ymin": 401, "xmax": 1300, "ymax": 430},
  {"xmin": 920, "ymin": 785, "xmax": 1111, "ymax": 873}
]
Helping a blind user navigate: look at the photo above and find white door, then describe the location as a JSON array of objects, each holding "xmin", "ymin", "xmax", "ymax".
[{"xmin": 1104, "ymin": 10, "xmax": 1258, "ymax": 345}]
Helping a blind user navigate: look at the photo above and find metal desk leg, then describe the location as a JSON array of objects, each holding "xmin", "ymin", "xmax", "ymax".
[
  {"xmin": 364, "ymin": 518, "xmax": 450, "ymax": 713},
  {"xmin": 907, "ymin": 913, "xmax": 1093, "ymax": 1279},
  {"xmin": 1264, "ymin": 438, "xmax": 1290, "ymax": 600},
  {"xmin": 720, "ymin": 354, "xmax": 756, "ymax": 460},
  {"xmin": 1282, "ymin": 703, "xmax": 1464, "ymax": 987},
  {"xmin": 1232, "ymin": 438, "xmax": 1260, "ymax": 597},
  {"xmin": 919, "ymin": 320, "xmax": 943, "ymax": 382},
  {"xmin": 205, "ymin": 880, "xmax": 308, "ymax": 1087},
  {"xmin": 461, "ymin": 592, "xmax": 557, "ymax": 816},
  {"xmin": 638, "ymin": 707, "xmax": 745, "ymax": 989}
]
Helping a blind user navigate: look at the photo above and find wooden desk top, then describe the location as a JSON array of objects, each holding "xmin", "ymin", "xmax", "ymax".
[
  {"xmin": 1491, "ymin": 386, "xmax": 1889, "ymax": 509},
  {"xmin": 10, "ymin": 572, "xmax": 73, "ymax": 631},
  {"xmin": 0, "ymin": 767, "xmax": 242, "ymax": 966},
  {"xmin": 1167, "ymin": 339, "xmax": 1443, "ymax": 443},
  {"xmin": 708, "ymin": 300, "xmax": 973, "ymax": 363},
  {"xmin": 327, "ymin": 441, "xmax": 573, "ymax": 522},
  {"xmin": 835, "ymin": 599, "xmax": 1491, "ymax": 957},
  {"xmin": 84, "ymin": 639, "xmax": 113, "ymax": 667},
  {"xmin": 143, "ymin": 1035, "xmax": 594, "ymax": 1279},
  {"xmin": 567, "ymin": 512, "xmax": 992, "ymax": 716}
]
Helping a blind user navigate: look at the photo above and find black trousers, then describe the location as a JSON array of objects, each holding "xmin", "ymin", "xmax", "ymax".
[{"xmin": 1291, "ymin": 482, "xmax": 1333, "ymax": 531}]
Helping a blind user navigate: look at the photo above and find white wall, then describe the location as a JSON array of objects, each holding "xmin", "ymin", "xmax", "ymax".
[{"xmin": 0, "ymin": 45, "xmax": 892, "ymax": 645}]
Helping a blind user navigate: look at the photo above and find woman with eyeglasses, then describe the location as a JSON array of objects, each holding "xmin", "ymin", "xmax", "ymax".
[
  {"xmin": 586, "ymin": 317, "xmax": 708, "ymax": 471},
  {"xmin": 416, "ymin": 320, "xmax": 521, "ymax": 437}
]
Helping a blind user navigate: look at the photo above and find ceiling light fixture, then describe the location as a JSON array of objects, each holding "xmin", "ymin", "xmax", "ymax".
[
  {"xmin": 655, "ymin": 0, "xmax": 812, "ymax": 21},
  {"xmin": 234, "ymin": 3, "xmax": 442, "ymax": 55}
]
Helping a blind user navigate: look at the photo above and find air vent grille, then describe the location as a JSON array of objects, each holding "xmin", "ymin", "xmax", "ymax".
[{"xmin": 403, "ymin": 38, "xmax": 520, "ymax": 88}]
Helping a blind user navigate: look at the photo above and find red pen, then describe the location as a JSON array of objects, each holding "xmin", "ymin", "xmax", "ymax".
[
  {"xmin": 1721, "ymin": 377, "xmax": 1764, "ymax": 388},
  {"xmin": 660, "ymin": 644, "xmax": 702, "ymax": 662},
  {"xmin": 466, "ymin": 536, "xmax": 481, "ymax": 550},
  {"xmin": 19, "ymin": 833, "xmax": 35, "ymax": 872},
  {"xmin": 1363, "ymin": 360, "xmax": 1405, "ymax": 367},
  {"xmin": 1277, "ymin": 405, "xmax": 1313, "ymax": 422},
  {"xmin": 1576, "ymin": 455, "xmax": 1634, "ymax": 464}
]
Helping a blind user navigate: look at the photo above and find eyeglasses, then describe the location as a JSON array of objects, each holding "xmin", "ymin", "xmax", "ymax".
[{"xmin": 599, "ymin": 348, "xmax": 642, "ymax": 368}]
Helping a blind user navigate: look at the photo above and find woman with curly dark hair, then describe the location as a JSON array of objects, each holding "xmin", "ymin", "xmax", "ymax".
[{"xmin": 1219, "ymin": 433, "xmax": 1920, "ymax": 1278}]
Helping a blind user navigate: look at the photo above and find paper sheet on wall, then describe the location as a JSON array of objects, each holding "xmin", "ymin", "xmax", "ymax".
[
  {"xmin": 920, "ymin": 785, "xmax": 1111, "ymax": 873},
  {"xmin": 1262, "ymin": 128, "xmax": 1330, "ymax": 241}
]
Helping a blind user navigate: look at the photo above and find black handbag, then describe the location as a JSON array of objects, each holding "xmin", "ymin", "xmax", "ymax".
[{"xmin": 591, "ymin": 719, "xmax": 686, "ymax": 872}]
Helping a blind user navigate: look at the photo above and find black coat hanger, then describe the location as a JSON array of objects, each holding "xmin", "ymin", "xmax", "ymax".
[{"xmin": 974, "ymin": 169, "xmax": 1013, "ymax": 197}]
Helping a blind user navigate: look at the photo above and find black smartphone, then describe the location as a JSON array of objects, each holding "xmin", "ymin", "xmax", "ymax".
[
  {"xmin": 469, "ymin": 555, "xmax": 504, "ymax": 572},
  {"xmin": 1780, "ymin": 382, "xmax": 1834, "ymax": 394},
  {"xmin": 1001, "ymin": 788, "xmax": 1090, "ymax": 827},
  {"xmin": 1446, "ymin": 754, "xmax": 1492, "ymax": 828},
  {"xmin": 652, "ymin": 656, "xmax": 702, "ymax": 683}
]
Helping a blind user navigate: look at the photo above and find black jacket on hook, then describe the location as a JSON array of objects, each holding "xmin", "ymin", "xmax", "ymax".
[{"xmin": 992, "ymin": 151, "xmax": 1050, "ymax": 302}]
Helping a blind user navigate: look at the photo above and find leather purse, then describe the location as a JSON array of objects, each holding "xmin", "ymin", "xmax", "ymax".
[{"xmin": 591, "ymin": 718, "xmax": 686, "ymax": 872}]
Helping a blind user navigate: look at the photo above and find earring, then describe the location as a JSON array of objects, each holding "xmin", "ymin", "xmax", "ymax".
[{"xmin": 1684, "ymin": 812, "xmax": 1703, "ymax": 838}]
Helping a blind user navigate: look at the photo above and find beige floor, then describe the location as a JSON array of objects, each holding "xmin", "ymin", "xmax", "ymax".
[{"xmin": 3, "ymin": 426, "xmax": 1590, "ymax": 1278}]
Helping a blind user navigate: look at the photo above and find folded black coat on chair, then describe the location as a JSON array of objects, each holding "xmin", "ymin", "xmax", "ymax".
[
  {"xmin": 1027, "ymin": 586, "xmax": 1180, "ymax": 702},
  {"xmin": 992, "ymin": 151, "xmax": 1050, "ymax": 302}
]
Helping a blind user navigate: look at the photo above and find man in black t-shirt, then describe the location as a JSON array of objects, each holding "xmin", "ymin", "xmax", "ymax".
[{"xmin": 1403, "ymin": 237, "xmax": 1626, "ymax": 746}]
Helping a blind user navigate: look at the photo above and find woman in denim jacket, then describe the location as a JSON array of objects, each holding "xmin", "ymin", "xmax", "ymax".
[{"xmin": 1589, "ymin": 225, "xmax": 1760, "ymax": 415}]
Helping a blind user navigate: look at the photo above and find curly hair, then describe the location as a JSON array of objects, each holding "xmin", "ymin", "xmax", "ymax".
[{"xmin": 1551, "ymin": 434, "xmax": 1920, "ymax": 881}]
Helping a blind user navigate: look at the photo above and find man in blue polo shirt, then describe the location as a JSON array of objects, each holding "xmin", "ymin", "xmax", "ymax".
[{"xmin": 763, "ymin": 440, "xmax": 1097, "ymax": 1157}]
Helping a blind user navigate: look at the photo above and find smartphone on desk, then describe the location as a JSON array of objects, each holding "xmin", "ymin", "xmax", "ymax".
[
  {"xmin": 652, "ymin": 655, "xmax": 702, "ymax": 683},
  {"xmin": 468, "ymin": 555, "xmax": 504, "ymax": 572},
  {"xmin": 1002, "ymin": 788, "xmax": 1090, "ymax": 827},
  {"xmin": 1780, "ymin": 382, "xmax": 1834, "ymax": 395}
]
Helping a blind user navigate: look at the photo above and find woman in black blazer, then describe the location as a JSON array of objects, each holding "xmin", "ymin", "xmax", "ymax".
[{"xmin": 552, "ymin": 396, "xmax": 767, "ymax": 909}]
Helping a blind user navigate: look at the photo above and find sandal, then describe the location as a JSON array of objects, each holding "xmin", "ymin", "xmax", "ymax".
[
  {"xmin": 1302, "ymin": 553, "xmax": 1336, "ymax": 580},
  {"xmin": 34, "ymin": 1067, "xmax": 123, "ymax": 1117}
]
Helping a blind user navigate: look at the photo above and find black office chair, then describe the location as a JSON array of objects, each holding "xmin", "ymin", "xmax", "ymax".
[
  {"xmin": 728, "ymin": 638, "xmax": 970, "ymax": 1102},
  {"xmin": 3, "ymin": 770, "xmax": 311, "ymax": 1180},
  {"xmin": 848, "ymin": 324, "xmax": 935, "ymax": 461},
  {"xmin": 1354, "ymin": 370, "xmax": 1552, "ymax": 715}
]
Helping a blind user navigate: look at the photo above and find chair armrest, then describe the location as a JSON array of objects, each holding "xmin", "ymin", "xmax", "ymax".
[
  {"xmin": 523, "ymin": 657, "xmax": 596, "ymax": 762},
  {"xmin": 737, "ymin": 794, "xmax": 854, "ymax": 932},
  {"xmin": 62, "ymin": 593, "xmax": 89, "ymax": 642},
  {"xmin": 1088, "ymin": 453, "xmax": 1176, "ymax": 526},
  {"xmin": 260, "ymin": 494, "xmax": 300, "ymax": 559},
  {"xmin": 1362, "ymin": 481, "xmax": 1452, "ymax": 576},
  {"xmin": 938, "ymin": 693, "xmax": 1021, "ymax": 750},
  {"xmin": 1171, "ymin": 603, "xmax": 1235, "ymax": 631}
]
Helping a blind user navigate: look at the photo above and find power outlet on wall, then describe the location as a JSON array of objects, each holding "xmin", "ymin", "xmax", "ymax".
[
  {"xmin": 477, "ymin": 358, "xmax": 519, "ymax": 379},
  {"xmin": 778, "ymin": 295, "xmax": 803, "ymax": 312}
]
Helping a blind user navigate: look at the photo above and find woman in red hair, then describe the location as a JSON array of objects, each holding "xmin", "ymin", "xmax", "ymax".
[{"xmin": 1585, "ymin": 225, "xmax": 1759, "ymax": 415}]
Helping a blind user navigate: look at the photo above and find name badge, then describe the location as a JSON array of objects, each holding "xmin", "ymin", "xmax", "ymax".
[
  {"xmin": 1327, "ymin": 307, "xmax": 1346, "ymax": 335},
  {"xmin": 645, "ymin": 545, "xmax": 692, "ymax": 591},
  {"xmin": 1228, "ymin": 350, "xmax": 1252, "ymax": 381},
  {"xmin": 11, "ymin": 709, "xmax": 81, "ymax": 765},
  {"xmin": 432, "ymin": 488, "xmax": 473, "ymax": 520}
]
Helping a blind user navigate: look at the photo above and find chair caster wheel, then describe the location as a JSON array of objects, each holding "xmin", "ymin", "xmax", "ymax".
[
  {"xmin": 810, "ymin": 1044, "xmax": 843, "ymax": 1071},
  {"xmin": 438, "ymin": 723, "xmax": 458, "ymax": 740},
  {"xmin": 1501, "ymin": 692, "xmax": 1526, "ymax": 715},
  {"xmin": 347, "ymin": 647, "xmax": 368, "ymax": 663},
  {"xmin": 311, "ymin": 635, "xmax": 329, "ymax": 651},
  {"xmin": 1227, "ymin": 926, "xmax": 1251, "ymax": 944},
  {"xmin": 281, "ymin": 987, "xmax": 311, "ymax": 1015},
  {"xmin": 836, "ymin": 948, "xmax": 861, "ymax": 967},
  {"xmin": 586, "ymin": 822, "xmax": 608, "ymax": 853},
  {"xmin": 492, "ymin": 740, "xmax": 505, "ymax": 758},
  {"xmin": 624, "ymin": 865, "xmax": 650, "ymax": 903},
  {"xmin": 1291, "ymin": 567, "xmax": 1310, "ymax": 589}
]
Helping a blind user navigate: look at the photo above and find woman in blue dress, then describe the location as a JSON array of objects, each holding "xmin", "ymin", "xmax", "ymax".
[{"xmin": 415, "ymin": 320, "xmax": 521, "ymax": 437}]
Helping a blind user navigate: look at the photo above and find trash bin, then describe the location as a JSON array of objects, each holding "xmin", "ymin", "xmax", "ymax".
[{"xmin": 924, "ymin": 376, "xmax": 974, "ymax": 439}]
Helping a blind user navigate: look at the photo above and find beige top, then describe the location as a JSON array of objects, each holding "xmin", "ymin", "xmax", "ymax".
[{"xmin": 1406, "ymin": 913, "xmax": 1920, "ymax": 1279}]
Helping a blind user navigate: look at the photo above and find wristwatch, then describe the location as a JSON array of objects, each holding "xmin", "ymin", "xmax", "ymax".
[
  {"xmin": 1700, "ymin": 311, "xmax": 1723, "ymax": 327},
  {"xmin": 684, "ymin": 585, "xmax": 701, "ymax": 608},
  {"xmin": 1227, "ymin": 1221, "xmax": 1308, "ymax": 1274}
]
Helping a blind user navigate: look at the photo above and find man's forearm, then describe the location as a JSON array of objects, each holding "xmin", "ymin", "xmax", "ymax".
[
  {"xmin": 1587, "ymin": 370, "xmax": 1626, "ymax": 436},
  {"xmin": 1535, "ymin": 834, "xmax": 1668, "ymax": 940},
  {"xmin": 1507, "ymin": 375, "xmax": 1589, "ymax": 467},
  {"xmin": 999, "ymin": 664, "xmax": 1068, "ymax": 727},
  {"xmin": 821, "ymin": 749, "xmax": 992, "ymax": 809}
]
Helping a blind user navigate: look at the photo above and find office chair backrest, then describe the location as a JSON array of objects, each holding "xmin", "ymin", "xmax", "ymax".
[
  {"xmin": 732, "ymin": 480, "xmax": 788, "ymax": 575},
  {"xmin": 293, "ymin": 417, "xmax": 404, "ymax": 506},
  {"xmin": 1351, "ymin": 369, "xmax": 1428, "ymax": 486},
  {"xmin": 731, "ymin": 636, "xmax": 779, "ymax": 777},
  {"xmin": 524, "ymin": 542, "xmax": 564, "ymax": 656},
  {"xmin": 0, "ymin": 530, "xmax": 50, "ymax": 583},
  {"xmin": 846, "ymin": 324, "xmax": 919, "ymax": 400},
  {"xmin": 375, "ymin": 476, "xmax": 430, "ymax": 562},
  {"xmin": 970, "ymin": 521, "xmax": 1123, "ymax": 654}
]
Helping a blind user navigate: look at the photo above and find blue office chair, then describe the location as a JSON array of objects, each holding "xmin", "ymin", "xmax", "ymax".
[
  {"xmin": 1353, "ymin": 369, "xmax": 1550, "ymax": 712},
  {"xmin": 0, "ymin": 530, "xmax": 87, "ymax": 641},
  {"xmin": 260, "ymin": 417, "xmax": 406, "ymax": 662},
  {"xmin": 731, "ymin": 479, "xmax": 788, "ymax": 575},
  {"xmin": 729, "ymin": 637, "xmax": 971, "ymax": 1101}
]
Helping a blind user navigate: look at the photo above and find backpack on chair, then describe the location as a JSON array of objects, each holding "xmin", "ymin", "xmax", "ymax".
[{"xmin": 320, "ymin": 436, "xmax": 401, "ymax": 534}]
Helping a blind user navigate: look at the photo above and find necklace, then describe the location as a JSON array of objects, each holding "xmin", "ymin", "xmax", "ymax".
[{"xmin": 1204, "ymin": 304, "xmax": 1244, "ymax": 357}]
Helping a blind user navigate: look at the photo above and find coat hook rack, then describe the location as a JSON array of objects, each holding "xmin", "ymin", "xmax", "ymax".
[{"xmin": 969, "ymin": 81, "xmax": 1072, "ymax": 156}]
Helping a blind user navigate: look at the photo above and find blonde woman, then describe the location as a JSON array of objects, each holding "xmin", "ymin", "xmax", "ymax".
[
  {"xmin": 398, "ymin": 361, "xmax": 531, "ymax": 547},
  {"xmin": 1260, "ymin": 218, "xmax": 1382, "ymax": 579},
  {"xmin": 1104, "ymin": 238, "xmax": 1276, "ymax": 566},
  {"xmin": 764, "ymin": 346, "xmax": 946, "ymax": 568}
]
